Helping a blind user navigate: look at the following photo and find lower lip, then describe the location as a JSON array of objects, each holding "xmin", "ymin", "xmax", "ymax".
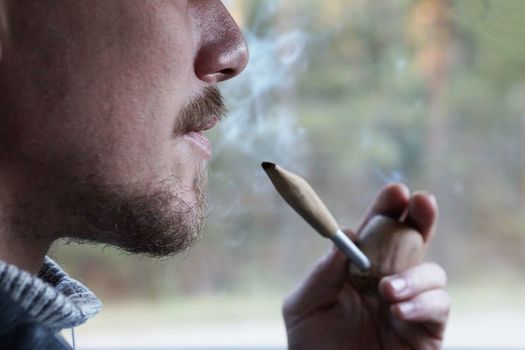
[{"xmin": 185, "ymin": 131, "xmax": 212, "ymax": 160}]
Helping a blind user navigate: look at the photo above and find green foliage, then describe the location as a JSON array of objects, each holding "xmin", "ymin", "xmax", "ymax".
[{"xmin": 56, "ymin": 0, "xmax": 525, "ymax": 299}]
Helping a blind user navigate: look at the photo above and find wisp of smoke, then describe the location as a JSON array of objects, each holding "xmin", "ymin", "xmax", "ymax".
[{"xmin": 217, "ymin": 1, "xmax": 310, "ymax": 167}]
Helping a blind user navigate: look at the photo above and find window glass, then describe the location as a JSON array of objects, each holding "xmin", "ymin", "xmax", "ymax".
[{"xmin": 57, "ymin": 1, "xmax": 525, "ymax": 348}]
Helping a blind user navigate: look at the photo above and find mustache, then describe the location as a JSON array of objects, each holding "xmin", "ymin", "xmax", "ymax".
[{"xmin": 174, "ymin": 86, "xmax": 227, "ymax": 135}]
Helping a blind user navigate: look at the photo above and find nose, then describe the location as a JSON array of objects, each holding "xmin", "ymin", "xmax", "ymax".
[{"xmin": 193, "ymin": 1, "xmax": 249, "ymax": 84}]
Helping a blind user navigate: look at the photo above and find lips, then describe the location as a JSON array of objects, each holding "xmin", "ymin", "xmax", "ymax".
[
  {"xmin": 185, "ymin": 131, "xmax": 213, "ymax": 160},
  {"xmin": 175, "ymin": 86, "xmax": 226, "ymax": 159},
  {"xmin": 183, "ymin": 116, "xmax": 219, "ymax": 160}
]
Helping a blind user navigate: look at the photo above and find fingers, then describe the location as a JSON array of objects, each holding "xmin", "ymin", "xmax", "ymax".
[
  {"xmin": 388, "ymin": 288, "xmax": 450, "ymax": 345},
  {"xmin": 283, "ymin": 246, "xmax": 348, "ymax": 315},
  {"xmin": 359, "ymin": 183, "xmax": 438, "ymax": 243},
  {"xmin": 404, "ymin": 192, "xmax": 438, "ymax": 242},
  {"xmin": 379, "ymin": 262, "xmax": 447, "ymax": 301},
  {"xmin": 379, "ymin": 262, "xmax": 450, "ymax": 335},
  {"xmin": 358, "ymin": 183, "xmax": 410, "ymax": 232},
  {"xmin": 390, "ymin": 289, "xmax": 450, "ymax": 325}
]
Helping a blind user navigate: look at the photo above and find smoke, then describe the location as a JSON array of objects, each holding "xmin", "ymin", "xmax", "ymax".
[
  {"xmin": 216, "ymin": 1, "xmax": 310, "ymax": 168},
  {"xmin": 375, "ymin": 170, "xmax": 404, "ymax": 184}
]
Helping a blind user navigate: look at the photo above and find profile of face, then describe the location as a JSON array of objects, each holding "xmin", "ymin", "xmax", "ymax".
[{"xmin": 0, "ymin": 1, "xmax": 248, "ymax": 256}]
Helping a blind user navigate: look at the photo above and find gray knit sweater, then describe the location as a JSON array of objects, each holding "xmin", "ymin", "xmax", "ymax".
[{"xmin": 0, "ymin": 257, "xmax": 102, "ymax": 333}]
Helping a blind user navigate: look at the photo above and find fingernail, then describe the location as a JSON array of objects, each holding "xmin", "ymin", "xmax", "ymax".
[
  {"xmin": 389, "ymin": 278, "xmax": 407, "ymax": 295},
  {"xmin": 397, "ymin": 302, "xmax": 415, "ymax": 316}
]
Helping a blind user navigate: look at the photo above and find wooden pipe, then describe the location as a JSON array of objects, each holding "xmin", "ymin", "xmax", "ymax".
[
  {"xmin": 262, "ymin": 162, "xmax": 426, "ymax": 292},
  {"xmin": 349, "ymin": 215, "xmax": 425, "ymax": 294},
  {"xmin": 262, "ymin": 162, "xmax": 370, "ymax": 271}
]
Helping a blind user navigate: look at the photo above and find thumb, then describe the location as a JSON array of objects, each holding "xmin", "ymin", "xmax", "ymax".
[{"xmin": 284, "ymin": 240, "xmax": 350, "ymax": 313}]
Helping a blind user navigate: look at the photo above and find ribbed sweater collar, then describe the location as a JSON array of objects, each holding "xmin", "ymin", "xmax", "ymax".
[{"xmin": 0, "ymin": 257, "xmax": 102, "ymax": 332}]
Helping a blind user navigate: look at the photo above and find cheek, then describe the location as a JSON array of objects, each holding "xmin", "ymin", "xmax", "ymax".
[
  {"xmin": 11, "ymin": 2, "xmax": 198, "ymax": 184},
  {"xmin": 83, "ymin": 5, "xmax": 197, "ymax": 181}
]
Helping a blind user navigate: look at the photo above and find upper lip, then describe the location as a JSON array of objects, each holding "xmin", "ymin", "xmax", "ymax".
[
  {"xmin": 174, "ymin": 113, "xmax": 221, "ymax": 137},
  {"xmin": 188, "ymin": 115, "xmax": 220, "ymax": 133},
  {"xmin": 182, "ymin": 116, "xmax": 219, "ymax": 134},
  {"xmin": 175, "ymin": 86, "xmax": 227, "ymax": 136}
]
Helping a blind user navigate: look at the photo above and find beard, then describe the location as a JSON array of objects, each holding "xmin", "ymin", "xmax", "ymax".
[
  {"xmin": 60, "ymin": 87, "xmax": 225, "ymax": 256},
  {"xmin": 3, "ymin": 79, "xmax": 226, "ymax": 258},
  {"xmin": 58, "ymin": 165, "xmax": 209, "ymax": 257}
]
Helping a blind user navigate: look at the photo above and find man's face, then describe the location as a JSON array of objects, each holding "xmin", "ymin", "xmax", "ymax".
[{"xmin": 0, "ymin": 1, "xmax": 248, "ymax": 255}]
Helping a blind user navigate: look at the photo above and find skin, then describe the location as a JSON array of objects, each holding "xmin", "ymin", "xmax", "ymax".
[
  {"xmin": 284, "ymin": 184, "xmax": 450, "ymax": 349},
  {"xmin": 0, "ymin": 1, "xmax": 449, "ymax": 347},
  {"xmin": 0, "ymin": 0, "xmax": 248, "ymax": 272}
]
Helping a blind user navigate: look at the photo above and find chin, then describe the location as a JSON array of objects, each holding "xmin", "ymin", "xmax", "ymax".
[{"xmin": 58, "ymin": 169, "xmax": 209, "ymax": 257}]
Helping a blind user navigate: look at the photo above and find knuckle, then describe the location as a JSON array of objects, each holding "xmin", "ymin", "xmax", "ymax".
[
  {"xmin": 282, "ymin": 288, "xmax": 302, "ymax": 317},
  {"xmin": 282, "ymin": 293, "xmax": 294, "ymax": 314},
  {"xmin": 422, "ymin": 262, "xmax": 448, "ymax": 286},
  {"xmin": 428, "ymin": 289, "xmax": 451, "ymax": 319},
  {"xmin": 441, "ymin": 290, "xmax": 452, "ymax": 314},
  {"xmin": 430, "ymin": 262, "xmax": 447, "ymax": 280}
]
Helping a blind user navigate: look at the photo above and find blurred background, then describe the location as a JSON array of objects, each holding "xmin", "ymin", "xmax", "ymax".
[{"xmin": 53, "ymin": 0, "xmax": 525, "ymax": 348}]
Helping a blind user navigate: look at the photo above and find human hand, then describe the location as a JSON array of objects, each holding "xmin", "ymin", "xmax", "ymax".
[{"xmin": 283, "ymin": 183, "xmax": 450, "ymax": 349}]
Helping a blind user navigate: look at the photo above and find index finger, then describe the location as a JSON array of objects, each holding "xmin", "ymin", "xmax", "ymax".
[{"xmin": 357, "ymin": 183, "xmax": 410, "ymax": 234}]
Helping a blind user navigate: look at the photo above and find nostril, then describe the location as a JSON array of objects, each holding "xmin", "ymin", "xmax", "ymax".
[
  {"xmin": 193, "ymin": 6, "xmax": 249, "ymax": 84},
  {"xmin": 220, "ymin": 68, "xmax": 235, "ymax": 76}
]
